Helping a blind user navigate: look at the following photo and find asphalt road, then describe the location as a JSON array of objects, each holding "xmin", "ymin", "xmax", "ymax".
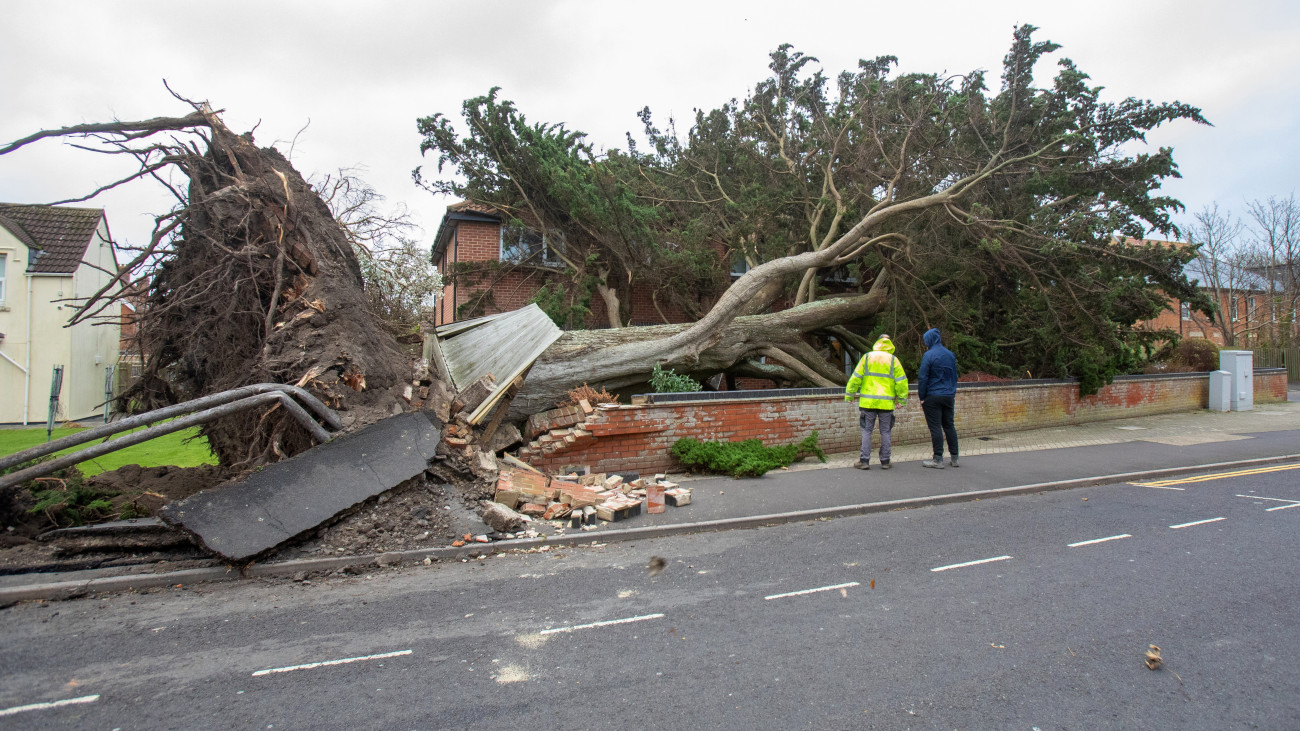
[{"xmin": 3, "ymin": 462, "xmax": 1299, "ymax": 729}]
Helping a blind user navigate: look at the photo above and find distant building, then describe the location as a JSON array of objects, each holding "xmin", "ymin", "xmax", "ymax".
[
  {"xmin": 1134, "ymin": 238, "xmax": 1296, "ymax": 347},
  {"xmin": 429, "ymin": 201, "xmax": 697, "ymax": 328},
  {"xmin": 0, "ymin": 204, "xmax": 121, "ymax": 424}
]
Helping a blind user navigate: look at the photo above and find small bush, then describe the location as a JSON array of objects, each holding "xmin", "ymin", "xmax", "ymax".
[
  {"xmin": 563, "ymin": 382, "xmax": 619, "ymax": 408},
  {"xmin": 23, "ymin": 466, "xmax": 132, "ymax": 528},
  {"xmin": 650, "ymin": 363, "xmax": 702, "ymax": 393},
  {"xmin": 671, "ymin": 432, "xmax": 826, "ymax": 478},
  {"xmin": 1173, "ymin": 337, "xmax": 1220, "ymax": 372}
]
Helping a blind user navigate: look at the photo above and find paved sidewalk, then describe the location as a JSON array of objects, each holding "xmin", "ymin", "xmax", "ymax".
[
  {"xmin": 655, "ymin": 397, "xmax": 1300, "ymax": 525},
  {"xmin": 2, "ymin": 399, "xmax": 1297, "ymax": 600}
]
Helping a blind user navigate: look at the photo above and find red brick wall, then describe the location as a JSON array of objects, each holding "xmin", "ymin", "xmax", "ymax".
[{"xmin": 520, "ymin": 370, "xmax": 1289, "ymax": 475}]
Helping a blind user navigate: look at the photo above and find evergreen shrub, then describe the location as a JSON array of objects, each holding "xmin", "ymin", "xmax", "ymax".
[{"xmin": 671, "ymin": 432, "xmax": 826, "ymax": 478}]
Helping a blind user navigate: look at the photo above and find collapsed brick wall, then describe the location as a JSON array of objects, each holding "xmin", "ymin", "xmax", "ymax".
[{"xmin": 519, "ymin": 369, "xmax": 1289, "ymax": 475}]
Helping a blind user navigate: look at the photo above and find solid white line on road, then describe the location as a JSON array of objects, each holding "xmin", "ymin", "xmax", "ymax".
[
  {"xmin": 1068, "ymin": 534, "xmax": 1132, "ymax": 547},
  {"xmin": 1235, "ymin": 494, "xmax": 1300, "ymax": 511},
  {"xmin": 252, "ymin": 650, "xmax": 412, "ymax": 677},
  {"xmin": 1170, "ymin": 517, "xmax": 1225, "ymax": 529},
  {"xmin": 0, "ymin": 695, "xmax": 100, "ymax": 718},
  {"xmin": 539, "ymin": 613, "xmax": 665, "ymax": 635},
  {"xmin": 764, "ymin": 582, "xmax": 861, "ymax": 600},
  {"xmin": 1133, "ymin": 484, "xmax": 1186, "ymax": 490},
  {"xmin": 931, "ymin": 556, "xmax": 1011, "ymax": 572}
]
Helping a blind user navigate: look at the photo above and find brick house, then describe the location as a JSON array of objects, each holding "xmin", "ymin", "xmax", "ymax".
[
  {"xmin": 429, "ymin": 201, "xmax": 698, "ymax": 328},
  {"xmin": 1135, "ymin": 238, "xmax": 1296, "ymax": 347}
]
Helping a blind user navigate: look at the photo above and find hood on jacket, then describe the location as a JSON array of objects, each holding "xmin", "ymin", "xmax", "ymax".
[
  {"xmin": 923, "ymin": 328, "xmax": 943, "ymax": 349},
  {"xmin": 873, "ymin": 334, "xmax": 896, "ymax": 354}
]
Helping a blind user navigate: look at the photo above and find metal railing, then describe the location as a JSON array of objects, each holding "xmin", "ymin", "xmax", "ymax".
[{"xmin": 0, "ymin": 384, "xmax": 340, "ymax": 490}]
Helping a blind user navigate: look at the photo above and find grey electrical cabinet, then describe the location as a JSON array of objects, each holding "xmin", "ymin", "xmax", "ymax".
[
  {"xmin": 1208, "ymin": 370, "xmax": 1231, "ymax": 412},
  {"xmin": 1218, "ymin": 350, "xmax": 1254, "ymax": 411}
]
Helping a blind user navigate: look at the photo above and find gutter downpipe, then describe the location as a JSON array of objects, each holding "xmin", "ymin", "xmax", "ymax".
[{"xmin": 23, "ymin": 273, "xmax": 32, "ymax": 425}]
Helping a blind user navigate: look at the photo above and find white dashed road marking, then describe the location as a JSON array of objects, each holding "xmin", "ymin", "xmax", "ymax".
[
  {"xmin": 764, "ymin": 582, "xmax": 860, "ymax": 600},
  {"xmin": 540, "ymin": 613, "xmax": 665, "ymax": 635},
  {"xmin": 1170, "ymin": 517, "xmax": 1225, "ymax": 529},
  {"xmin": 0, "ymin": 695, "xmax": 100, "ymax": 717},
  {"xmin": 931, "ymin": 556, "xmax": 1011, "ymax": 572},
  {"xmin": 252, "ymin": 650, "xmax": 412, "ymax": 676},
  {"xmin": 1068, "ymin": 534, "xmax": 1131, "ymax": 548},
  {"xmin": 1237, "ymin": 491, "xmax": 1300, "ymax": 509}
]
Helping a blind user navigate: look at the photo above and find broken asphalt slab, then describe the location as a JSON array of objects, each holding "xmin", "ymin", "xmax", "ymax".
[{"xmin": 158, "ymin": 412, "xmax": 441, "ymax": 562}]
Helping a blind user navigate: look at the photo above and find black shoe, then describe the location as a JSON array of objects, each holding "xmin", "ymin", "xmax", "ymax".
[
  {"xmin": 881, "ymin": 462, "xmax": 892, "ymax": 470},
  {"xmin": 921, "ymin": 458, "xmax": 945, "ymax": 469},
  {"xmin": 854, "ymin": 461, "xmax": 870, "ymax": 470},
  {"xmin": 949, "ymin": 456, "xmax": 959, "ymax": 467}
]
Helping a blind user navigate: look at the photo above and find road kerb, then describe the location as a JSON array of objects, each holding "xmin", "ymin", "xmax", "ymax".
[{"xmin": 3, "ymin": 452, "xmax": 1297, "ymax": 605}]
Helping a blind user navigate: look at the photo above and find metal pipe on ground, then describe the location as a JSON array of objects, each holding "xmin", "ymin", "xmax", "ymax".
[
  {"xmin": 0, "ymin": 384, "xmax": 339, "ymax": 473},
  {"xmin": 0, "ymin": 392, "xmax": 334, "ymax": 490}
]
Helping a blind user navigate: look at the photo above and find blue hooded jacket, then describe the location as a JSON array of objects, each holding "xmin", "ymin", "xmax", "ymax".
[{"xmin": 918, "ymin": 328, "xmax": 958, "ymax": 401}]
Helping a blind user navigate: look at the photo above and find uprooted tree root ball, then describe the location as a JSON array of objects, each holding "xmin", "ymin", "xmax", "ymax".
[{"xmin": 2, "ymin": 95, "xmax": 417, "ymax": 470}]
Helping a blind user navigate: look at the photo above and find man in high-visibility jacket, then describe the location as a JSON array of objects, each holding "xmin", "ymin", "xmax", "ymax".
[{"xmin": 845, "ymin": 334, "xmax": 909, "ymax": 469}]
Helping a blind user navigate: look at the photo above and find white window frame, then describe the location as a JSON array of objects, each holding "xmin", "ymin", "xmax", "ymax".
[
  {"xmin": 1180, "ymin": 301, "xmax": 1190, "ymax": 320},
  {"xmin": 1229, "ymin": 297, "xmax": 1238, "ymax": 321},
  {"xmin": 499, "ymin": 223, "xmax": 563, "ymax": 267},
  {"xmin": 0, "ymin": 252, "xmax": 6, "ymax": 305},
  {"xmin": 1247, "ymin": 296, "xmax": 1256, "ymax": 319}
]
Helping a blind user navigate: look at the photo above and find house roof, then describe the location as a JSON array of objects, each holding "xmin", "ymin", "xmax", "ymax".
[
  {"xmin": 430, "ymin": 200, "xmax": 502, "ymax": 264},
  {"xmin": 0, "ymin": 203, "xmax": 106, "ymax": 274},
  {"xmin": 1184, "ymin": 257, "xmax": 1273, "ymax": 292}
]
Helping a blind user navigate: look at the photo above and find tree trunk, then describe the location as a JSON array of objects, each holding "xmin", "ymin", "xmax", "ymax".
[{"xmin": 508, "ymin": 283, "xmax": 888, "ymax": 417}]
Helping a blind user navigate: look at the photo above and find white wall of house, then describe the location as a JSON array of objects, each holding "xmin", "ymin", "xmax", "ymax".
[
  {"xmin": 0, "ymin": 226, "xmax": 31, "ymax": 423},
  {"xmin": 0, "ymin": 220, "xmax": 120, "ymax": 424}
]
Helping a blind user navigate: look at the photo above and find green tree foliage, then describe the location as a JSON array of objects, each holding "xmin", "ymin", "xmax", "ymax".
[
  {"xmin": 649, "ymin": 363, "xmax": 703, "ymax": 393},
  {"xmin": 417, "ymin": 26, "xmax": 1211, "ymax": 394},
  {"xmin": 671, "ymin": 432, "xmax": 826, "ymax": 478}
]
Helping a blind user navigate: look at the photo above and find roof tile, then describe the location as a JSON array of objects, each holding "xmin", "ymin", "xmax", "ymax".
[{"xmin": 0, "ymin": 203, "xmax": 104, "ymax": 274}]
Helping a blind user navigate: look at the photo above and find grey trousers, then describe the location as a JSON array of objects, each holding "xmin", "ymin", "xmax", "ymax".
[{"xmin": 859, "ymin": 407, "xmax": 894, "ymax": 463}]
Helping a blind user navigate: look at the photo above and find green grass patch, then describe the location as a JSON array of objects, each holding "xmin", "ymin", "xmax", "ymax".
[
  {"xmin": 0, "ymin": 424, "xmax": 217, "ymax": 477},
  {"xmin": 671, "ymin": 431, "xmax": 826, "ymax": 478}
]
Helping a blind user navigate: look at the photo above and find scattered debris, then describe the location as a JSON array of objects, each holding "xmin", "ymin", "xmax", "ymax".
[
  {"xmin": 1145, "ymin": 644, "xmax": 1163, "ymax": 670},
  {"xmin": 647, "ymin": 556, "xmax": 667, "ymax": 577},
  {"xmin": 479, "ymin": 501, "xmax": 527, "ymax": 533}
]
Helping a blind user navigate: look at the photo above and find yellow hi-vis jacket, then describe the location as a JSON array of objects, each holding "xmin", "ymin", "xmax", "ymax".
[{"xmin": 845, "ymin": 335, "xmax": 908, "ymax": 410}]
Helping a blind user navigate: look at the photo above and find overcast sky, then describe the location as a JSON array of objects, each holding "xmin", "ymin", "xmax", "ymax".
[{"xmin": 2, "ymin": 0, "xmax": 1296, "ymax": 249}]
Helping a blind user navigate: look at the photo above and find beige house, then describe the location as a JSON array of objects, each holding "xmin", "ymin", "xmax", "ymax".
[{"xmin": 0, "ymin": 204, "xmax": 121, "ymax": 424}]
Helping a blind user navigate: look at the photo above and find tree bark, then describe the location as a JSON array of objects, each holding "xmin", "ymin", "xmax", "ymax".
[{"xmin": 508, "ymin": 278, "xmax": 888, "ymax": 417}]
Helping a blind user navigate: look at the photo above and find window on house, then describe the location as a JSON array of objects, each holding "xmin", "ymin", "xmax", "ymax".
[
  {"xmin": 1180, "ymin": 301, "xmax": 1190, "ymax": 320},
  {"xmin": 819, "ymin": 264, "xmax": 857, "ymax": 284},
  {"xmin": 0, "ymin": 252, "xmax": 6, "ymax": 304},
  {"xmin": 730, "ymin": 251, "xmax": 751, "ymax": 277},
  {"xmin": 1230, "ymin": 297, "xmax": 1238, "ymax": 321},
  {"xmin": 1248, "ymin": 296, "xmax": 1256, "ymax": 319},
  {"xmin": 500, "ymin": 223, "xmax": 564, "ymax": 267}
]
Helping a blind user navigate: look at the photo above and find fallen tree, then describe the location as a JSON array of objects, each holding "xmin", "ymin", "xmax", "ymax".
[
  {"xmin": 1, "ymin": 95, "xmax": 413, "ymax": 467},
  {"xmin": 418, "ymin": 26, "xmax": 1213, "ymax": 417}
]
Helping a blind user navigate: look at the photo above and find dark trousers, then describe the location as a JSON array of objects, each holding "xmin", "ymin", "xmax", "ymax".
[
  {"xmin": 859, "ymin": 408, "xmax": 893, "ymax": 463},
  {"xmin": 922, "ymin": 395, "xmax": 958, "ymax": 459}
]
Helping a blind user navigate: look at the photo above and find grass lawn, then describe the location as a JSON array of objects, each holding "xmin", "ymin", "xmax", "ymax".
[{"xmin": 0, "ymin": 424, "xmax": 217, "ymax": 477}]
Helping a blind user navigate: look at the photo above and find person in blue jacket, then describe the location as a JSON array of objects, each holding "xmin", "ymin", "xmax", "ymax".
[{"xmin": 918, "ymin": 328, "xmax": 959, "ymax": 468}]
